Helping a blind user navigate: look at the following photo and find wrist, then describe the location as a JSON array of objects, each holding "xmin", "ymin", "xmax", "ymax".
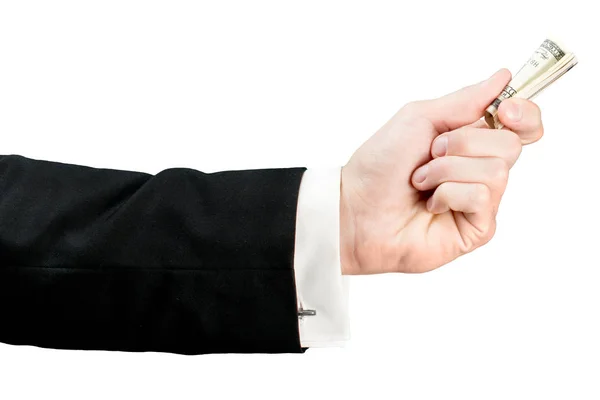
[{"xmin": 340, "ymin": 166, "xmax": 358, "ymax": 275}]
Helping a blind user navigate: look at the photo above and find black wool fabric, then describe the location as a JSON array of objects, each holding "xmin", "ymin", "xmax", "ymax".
[{"xmin": 0, "ymin": 154, "xmax": 307, "ymax": 355}]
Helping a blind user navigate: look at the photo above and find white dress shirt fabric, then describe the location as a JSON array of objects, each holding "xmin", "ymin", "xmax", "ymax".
[{"xmin": 294, "ymin": 167, "xmax": 350, "ymax": 347}]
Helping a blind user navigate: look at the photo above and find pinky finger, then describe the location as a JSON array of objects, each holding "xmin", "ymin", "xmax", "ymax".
[{"xmin": 427, "ymin": 182, "xmax": 494, "ymax": 229}]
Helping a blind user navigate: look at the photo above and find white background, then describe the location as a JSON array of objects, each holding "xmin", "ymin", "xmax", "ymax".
[{"xmin": 1, "ymin": 1, "xmax": 598, "ymax": 399}]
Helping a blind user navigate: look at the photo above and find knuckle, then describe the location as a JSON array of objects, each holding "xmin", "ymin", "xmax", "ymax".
[
  {"xmin": 481, "ymin": 219, "xmax": 497, "ymax": 244},
  {"xmin": 530, "ymin": 100, "xmax": 542, "ymax": 116},
  {"xmin": 449, "ymin": 129, "xmax": 469, "ymax": 154},
  {"xmin": 437, "ymin": 181, "xmax": 451, "ymax": 196},
  {"xmin": 527, "ymin": 101, "xmax": 545, "ymax": 141},
  {"xmin": 472, "ymin": 184, "xmax": 491, "ymax": 207},
  {"xmin": 506, "ymin": 132, "xmax": 523, "ymax": 159},
  {"xmin": 536, "ymin": 122, "xmax": 545, "ymax": 140},
  {"xmin": 491, "ymin": 158, "xmax": 509, "ymax": 184},
  {"xmin": 434, "ymin": 182, "xmax": 451, "ymax": 204},
  {"xmin": 401, "ymin": 100, "xmax": 424, "ymax": 115}
]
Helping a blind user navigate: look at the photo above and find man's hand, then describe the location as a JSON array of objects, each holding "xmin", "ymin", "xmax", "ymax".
[{"xmin": 340, "ymin": 69, "xmax": 544, "ymax": 275}]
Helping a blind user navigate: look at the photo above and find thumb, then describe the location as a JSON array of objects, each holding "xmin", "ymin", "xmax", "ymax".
[{"xmin": 416, "ymin": 68, "xmax": 512, "ymax": 133}]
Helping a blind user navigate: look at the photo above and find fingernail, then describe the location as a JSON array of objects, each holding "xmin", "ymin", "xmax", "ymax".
[
  {"xmin": 432, "ymin": 136, "xmax": 448, "ymax": 157},
  {"xmin": 413, "ymin": 165, "xmax": 428, "ymax": 183},
  {"xmin": 504, "ymin": 101, "xmax": 522, "ymax": 122},
  {"xmin": 427, "ymin": 196, "xmax": 435, "ymax": 211}
]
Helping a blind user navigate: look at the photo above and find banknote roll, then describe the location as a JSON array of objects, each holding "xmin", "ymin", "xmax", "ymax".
[{"xmin": 485, "ymin": 38, "xmax": 578, "ymax": 129}]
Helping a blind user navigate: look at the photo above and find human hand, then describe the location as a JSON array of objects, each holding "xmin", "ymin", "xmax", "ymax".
[{"xmin": 340, "ymin": 69, "xmax": 544, "ymax": 274}]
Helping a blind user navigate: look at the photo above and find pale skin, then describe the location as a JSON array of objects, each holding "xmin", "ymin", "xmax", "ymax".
[{"xmin": 340, "ymin": 69, "xmax": 544, "ymax": 275}]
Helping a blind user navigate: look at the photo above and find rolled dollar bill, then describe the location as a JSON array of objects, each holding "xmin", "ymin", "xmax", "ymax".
[{"xmin": 485, "ymin": 38, "xmax": 578, "ymax": 129}]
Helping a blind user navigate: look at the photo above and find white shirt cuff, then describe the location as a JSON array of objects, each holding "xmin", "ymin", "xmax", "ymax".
[{"xmin": 293, "ymin": 167, "xmax": 350, "ymax": 348}]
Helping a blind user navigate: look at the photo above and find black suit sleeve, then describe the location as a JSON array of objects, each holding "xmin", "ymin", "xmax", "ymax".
[{"xmin": 0, "ymin": 154, "xmax": 307, "ymax": 355}]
